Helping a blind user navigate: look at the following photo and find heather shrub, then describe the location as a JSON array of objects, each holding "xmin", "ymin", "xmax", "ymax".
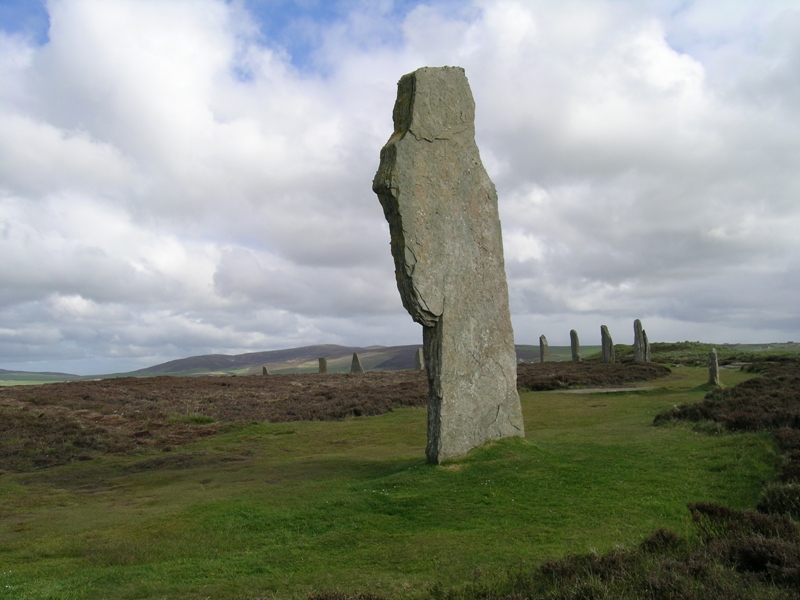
[{"xmin": 758, "ymin": 482, "xmax": 800, "ymax": 519}]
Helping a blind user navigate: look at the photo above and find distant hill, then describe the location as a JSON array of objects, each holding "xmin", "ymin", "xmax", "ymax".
[
  {"xmin": 125, "ymin": 344, "xmax": 423, "ymax": 376},
  {"xmin": 0, "ymin": 369, "xmax": 82, "ymax": 385},
  {"xmin": 11, "ymin": 340, "xmax": 794, "ymax": 384},
  {"xmin": 0, "ymin": 344, "xmax": 593, "ymax": 383},
  {"xmin": 0, "ymin": 369, "xmax": 77, "ymax": 376},
  {"xmin": 127, "ymin": 344, "xmax": 595, "ymax": 377}
]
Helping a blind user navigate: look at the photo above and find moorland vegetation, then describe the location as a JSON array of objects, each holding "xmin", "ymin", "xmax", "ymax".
[{"xmin": 0, "ymin": 345, "xmax": 798, "ymax": 598}]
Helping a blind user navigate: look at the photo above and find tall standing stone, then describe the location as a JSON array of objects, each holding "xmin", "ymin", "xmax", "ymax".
[
  {"xmin": 318, "ymin": 357, "xmax": 327, "ymax": 374},
  {"xmin": 373, "ymin": 66, "xmax": 524, "ymax": 463},
  {"xmin": 643, "ymin": 330, "xmax": 652, "ymax": 363},
  {"xmin": 539, "ymin": 335, "xmax": 548, "ymax": 363},
  {"xmin": 350, "ymin": 352, "xmax": 364, "ymax": 374},
  {"xmin": 415, "ymin": 347, "xmax": 425, "ymax": 370},
  {"xmin": 633, "ymin": 319, "xmax": 645, "ymax": 362},
  {"xmin": 262, "ymin": 366, "xmax": 269, "ymax": 376},
  {"xmin": 601, "ymin": 325, "xmax": 615, "ymax": 363},
  {"xmin": 708, "ymin": 348, "xmax": 720, "ymax": 387},
  {"xmin": 570, "ymin": 329, "xmax": 581, "ymax": 362}
]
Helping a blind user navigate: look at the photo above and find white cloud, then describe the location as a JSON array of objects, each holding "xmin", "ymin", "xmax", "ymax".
[{"xmin": 1, "ymin": 0, "xmax": 799, "ymax": 373}]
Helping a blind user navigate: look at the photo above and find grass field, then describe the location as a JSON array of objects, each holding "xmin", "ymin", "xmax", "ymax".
[{"xmin": 0, "ymin": 366, "xmax": 777, "ymax": 599}]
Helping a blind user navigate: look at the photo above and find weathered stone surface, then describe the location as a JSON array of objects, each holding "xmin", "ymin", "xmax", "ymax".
[
  {"xmin": 373, "ymin": 66, "xmax": 524, "ymax": 464},
  {"xmin": 350, "ymin": 352, "xmax": 364, "ymax": 374},
  {"xmin": 415, "ymin": 347, "xmax": 425, "ymax": 370},
  {"xmin": 262, "ymin": 366, "xmax": 269, "ymax": 376},
  {"xmin": 318, "ymin": 357, "xmax": 327, "ymax": 374},
  {"xmin": 539, "ymin": 335, "xmax": 548, "ymax": 363},
  {"xmin": 708, "ymin": 348, "xmax": 720, "ymax": 386},
  {"xmin": 601, "ymin": 325, "xmax": 615, "ymax": 363},
  {"xmin": 643, "ymin": 330, "xmax": 651, "ymax": 363},
  {"xmin": 570, "ymin": 329, "xmax": 581, "ymax": 362},
  {"xmin": 633, "ymin": 319, "xmax": 645, "ymax": 362}
]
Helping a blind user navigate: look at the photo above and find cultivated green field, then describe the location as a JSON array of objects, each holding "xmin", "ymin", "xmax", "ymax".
[{"xmin": 0, "ymin": 366, "xmax": 777, "ymax": 599}]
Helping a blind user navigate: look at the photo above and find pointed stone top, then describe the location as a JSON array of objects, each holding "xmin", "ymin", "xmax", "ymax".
[{"xmin": 350, "ymin": 352, "xmax": 364, "ymax": 374}]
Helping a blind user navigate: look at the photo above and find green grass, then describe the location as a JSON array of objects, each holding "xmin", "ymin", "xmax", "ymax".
[
  {"xmin": 0, "ymin": 375, "xmax": 83, "ymax": 386},
  {"xmin": 0, "ymin": 367, "xmax": 778, "ymax": 599}
]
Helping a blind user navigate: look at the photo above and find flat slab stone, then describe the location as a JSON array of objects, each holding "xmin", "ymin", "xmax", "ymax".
[{"xmin": 373, "ymin": 66, "xmax": 524, "ymax": 463}]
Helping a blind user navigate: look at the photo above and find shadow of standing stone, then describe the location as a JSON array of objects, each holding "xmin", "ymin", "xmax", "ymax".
[{"xmin": 373, "ymin": 66, "xmax": 525, "ymax": 463}]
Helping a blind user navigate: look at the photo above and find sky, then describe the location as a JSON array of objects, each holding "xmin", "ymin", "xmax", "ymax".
[{"xmin": 1, "ymin": 0, "xmax": 799, "ymax": 375}]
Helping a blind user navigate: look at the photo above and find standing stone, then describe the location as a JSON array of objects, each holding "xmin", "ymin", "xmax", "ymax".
[
  {"xmin": 262, "ymin": 366, "xmax": 269, "ymax": 376},
  {"xmin": 570, "ymin": 329, "xmax": 581, "ymax": 362},
  {"xmin": 601, "ymin": 325, "xmax": 615, "ymax": 363},
  {"xmin": 318, "ymin": 357, "xmax": 327, "ymax": 374},
  {"xmin": 643, "ymin": 330, "xmax": 652, "ymax": 362},
  {"xmin": 415, "ymin": 347, "xmax": 425, "ymax": 370},
  {"xmin": 708, "ymin": 348, "xmax": 721, "ymax": 387},
  {"xmin": 350, "ymin": 352, "xmax": 364, "ymax": 374},
  {"xmin": 373, "ymin": 66, "xmax": 524, "ymax": 464},
  {"xmin": 539, "ymin": 335, "xmax": 548, "ymax": 363},
  {"xmin": 633, "ymin": 319, "xmax": 645, "ymax": 362}
]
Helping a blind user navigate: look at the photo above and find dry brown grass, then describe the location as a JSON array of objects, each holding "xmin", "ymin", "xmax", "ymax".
[
  {"xmin": 516, "ymin": 360, "xmax": 671, "ymax": 391},
  {"xmin": 0, "ymin": 362, "xmax": 670, "ymax": 473}
]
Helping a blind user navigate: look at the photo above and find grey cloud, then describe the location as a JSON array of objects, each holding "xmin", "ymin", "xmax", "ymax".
[
  {"xmin": 2, "ymin": 0, "xmax": 800, "ymax": 374},
  {"xmin": 212, "ymin": 247, "xmax": 400, "ymax": 317}
]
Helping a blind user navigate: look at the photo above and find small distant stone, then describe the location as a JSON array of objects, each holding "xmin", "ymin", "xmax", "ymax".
[
  {"xmin": 708, "ymin": 348, "xmax": 721, "ymax": 387},
  {"xmin": 633, "ymin": 319, "xmax": 645, "ymax": 362},
  {"xmin": 415, "ymin": 347, "xmax": 425, "ymax": 370},
  {"xmin": 350, "ymin": 352, "xmax": 364, "ymax": 374},
  {"xmin": 262, "ymin": 366, "xmax": 269, "ymax": 376},
  {"xmin": 570, "ymin": 329, "xmax": 581, "ymax": 362},
  {"xmin": 601, "ymin": 325, "xmax": 615, "ymax": 363}
]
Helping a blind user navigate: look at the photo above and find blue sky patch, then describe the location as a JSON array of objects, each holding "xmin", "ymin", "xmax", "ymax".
[{"xmin": 0, "ymin": 0, "xmax": 49, "ymax": 44}]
